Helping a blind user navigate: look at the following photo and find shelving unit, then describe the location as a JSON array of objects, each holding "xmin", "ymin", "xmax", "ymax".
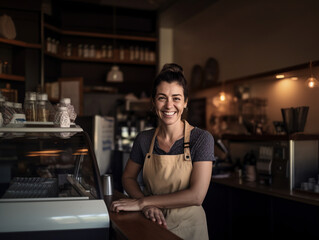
[
  {"xmin": 0, "ymin": 2, "xmax": 42, "ymax": 102},
  {"xmin": 0, "ymin": 37, "xmax": 41, "ymax": 49},
  {"xmin": 0, "ymin": 73, "xmax": 25, "ymax": 82},
  {"xmin": 1, "ymin": 0, "xmax": 158, "ymax": 108},
  {"xmin": 43, "ymin": 1, "xmax": 158, "ymax": 99},
  {"xmin": 44, "ymin": 50, "xmax": 156, "ymax": 66}
]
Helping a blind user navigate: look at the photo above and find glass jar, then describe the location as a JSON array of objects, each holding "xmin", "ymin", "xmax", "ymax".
[
  {"xmin": 78, "ymin": 44, "xmax": 83, "ymax": 57},
  {"xmin": 54, "ymin": 106, "xmax": 70, "ymax": 128},
  {"xmin": 101, "ymin": 45, "xmax": 107, "ymax": 58},
  {"xmin": 46, "ymin": 37, "xmax": 52, "ymax": 52},
  {"xmin": 24, "ymin": 92, "xmax": 37, "ymax": 121},
  {"xmin": 36, "ymin": 93, "xmax": 51, "ymax": 122},
  {"xmin": 83, "ymin": 44, "xmax": 89, "ymax": 58},
  {"xmin": 119, "ymin": 46, "xmax": 125, "ymax": 60},
  {"xmin": 66, "ymin": 43, "xmax": 72, "ymax": 57},
  {"xmin": 89, "ymin": 44, "xmax": 96, "ymax": 58},
  {"xmin": 107, "ymin": 45, "xmax": 113, "ymax": 59}
]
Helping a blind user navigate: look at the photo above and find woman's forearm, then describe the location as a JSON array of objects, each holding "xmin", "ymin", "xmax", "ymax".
[
  {"xmin": 122, "ymin": 176, "xmax": 145, "ymax": 199},
  {"xmin": 140, "ymin": 187, "xmax": 204, "ymax": 209}
]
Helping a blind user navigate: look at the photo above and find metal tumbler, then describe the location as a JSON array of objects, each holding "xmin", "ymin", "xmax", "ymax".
[{"xmin": 103, "ymin": 174, "xmax": 113, "ymax": 196}]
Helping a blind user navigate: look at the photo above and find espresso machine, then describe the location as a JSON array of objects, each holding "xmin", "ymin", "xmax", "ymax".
[{"xmin": 255, "ymin": 137, "xmax": 318, "ymax": 190}]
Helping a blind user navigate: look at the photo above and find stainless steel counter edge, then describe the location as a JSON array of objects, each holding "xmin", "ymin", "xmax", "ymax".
[{"xmin": 211, "ymin": 176, "xmax": 319, "ymax": 206}]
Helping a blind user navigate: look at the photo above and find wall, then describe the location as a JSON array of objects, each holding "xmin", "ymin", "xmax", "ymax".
[
  {"xmin": 172, "ymin": 0, "xmax": 319, "ymax": 133},
  {"xmin": 159, "ymin": 28, "xmax": 174, "ymax": 71}
]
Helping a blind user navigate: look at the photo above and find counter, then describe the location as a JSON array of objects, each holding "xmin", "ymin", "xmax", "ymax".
[
  {"xmin": 212, "ymin": 175, "xmax": 319, "ymax": 206},
  {"xmin": 203, "ymin": 175, "xmax": 319, "ymax": 240},
  {"xmin": 104, "ymin": 191, "xmax": 182, "ymax": 240}
]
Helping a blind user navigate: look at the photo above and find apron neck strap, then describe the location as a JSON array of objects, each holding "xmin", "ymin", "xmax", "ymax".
[
  {"xmin": 146, "ymin": 120, "xmax": 192, "ymax": 161},
  {"xmin": 183, "ymin": 120, "xmax": 192, "ymax": 161}
]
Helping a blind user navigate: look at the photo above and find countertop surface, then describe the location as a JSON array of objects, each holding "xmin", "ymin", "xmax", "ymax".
[
  {"xmin": 104, "ymin": 191, "xmax": 182, "ymax": 240},
  {"xmin": 211, "ymin": 175, "xmax": 319, "ymax": 206}
]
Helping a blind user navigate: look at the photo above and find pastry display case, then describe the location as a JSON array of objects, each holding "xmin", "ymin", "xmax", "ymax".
[{"xmin": 0, "ymin": 126, "xmax": 109, "ymax": 240}]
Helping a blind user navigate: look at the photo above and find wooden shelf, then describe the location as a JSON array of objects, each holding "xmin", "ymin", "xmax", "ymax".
[
  {"xmin": 44, "ymin": 51, "xmax": 156, "ymax": 65},
  {"xmin": 44, "ymin": 23, "xmax": 157, "ymax": 42},
  {"xmin": 0, "ymin": 37, "xmax": 41, "ymax": 49},
  {"xmin": 0, "ymin": 74, "xmax": 25, "ymax": 82}
]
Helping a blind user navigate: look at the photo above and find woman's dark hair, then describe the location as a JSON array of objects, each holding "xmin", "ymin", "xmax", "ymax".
[{"xmin": 151, "ymin": 63, "xmax": 188, "ymax": 101}]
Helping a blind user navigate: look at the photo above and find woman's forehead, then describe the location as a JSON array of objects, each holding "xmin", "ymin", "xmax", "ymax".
[{"xmin": 156, "ymin": 81, "xmax": 183, "ymax": 94}]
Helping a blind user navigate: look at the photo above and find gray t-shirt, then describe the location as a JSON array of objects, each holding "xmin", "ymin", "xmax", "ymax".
[{"xmin": 130, "ymin": 127, "xmax": 215, "ymax": 165}]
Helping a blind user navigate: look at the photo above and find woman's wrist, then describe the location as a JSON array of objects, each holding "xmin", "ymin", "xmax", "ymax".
[{"xmin": 138, "ymin": 197, "xmax": 147, "ymax": 210}]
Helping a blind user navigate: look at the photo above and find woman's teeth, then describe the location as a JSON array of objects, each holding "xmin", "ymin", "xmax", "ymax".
[{"xmin": 163, "ymin": 111, "xmax": 175, "ymax": 116}]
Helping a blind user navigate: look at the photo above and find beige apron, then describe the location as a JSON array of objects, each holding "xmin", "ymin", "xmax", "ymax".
[{"xmin": 143, "ymin": 120, "xmax": 209, "ymax": 240}]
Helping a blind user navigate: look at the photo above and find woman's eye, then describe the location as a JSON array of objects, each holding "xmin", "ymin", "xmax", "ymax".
[
  {"xmin": 158, "ymin": 97, "xmax": 166, "ymax": 101},
  {"xmin": 173, "ymin": 97, "xmax": 181, "ymax": 101}
]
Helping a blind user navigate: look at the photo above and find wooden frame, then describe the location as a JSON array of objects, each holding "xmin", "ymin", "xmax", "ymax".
[{"xmin": 58, "ymin": 77, "xmax": 83, "ymax": 116}]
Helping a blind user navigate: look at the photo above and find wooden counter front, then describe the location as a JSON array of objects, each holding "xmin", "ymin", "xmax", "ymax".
[{"xmin": 104, "ymin": 191, "xmax": 182, "ymax": 240}]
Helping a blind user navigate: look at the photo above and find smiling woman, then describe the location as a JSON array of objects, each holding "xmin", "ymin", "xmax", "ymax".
[{"xmin": 111, "ymin": 63, "xmax": 215, "ymax": 240}]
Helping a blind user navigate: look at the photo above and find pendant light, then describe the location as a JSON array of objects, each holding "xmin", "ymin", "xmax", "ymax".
[
  {"xmin": 305, "ymin": 61, "xmax": 318, "ymax": 88},
  {"xmin": 106, "ymin": 6, "xmax": 123, "ymax": 83},
  {"xmin": 212, "ymin": 78, "xmax": 231, "ymax": 108}
]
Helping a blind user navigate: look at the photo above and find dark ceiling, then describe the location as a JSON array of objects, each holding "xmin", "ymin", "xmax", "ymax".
[
  {"xmin": 63, "ymin": 0, "xmax": 178, "ymax": 11},
  {"xmin": 59, "ymin": 0, "xmax": 217, "ymax": 27}
]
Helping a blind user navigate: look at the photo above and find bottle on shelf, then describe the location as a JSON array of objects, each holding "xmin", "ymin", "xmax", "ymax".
[
  {"xmin": 66, "ymin": 43, "xmax": 72, "ymax": 57},
  {"xmin": 78, "ymin": 44, "xmax": 83, "ymax": 57},
  {"xmin": 83, "ymin": 44, "xmax": 89, "ymax": 58}
]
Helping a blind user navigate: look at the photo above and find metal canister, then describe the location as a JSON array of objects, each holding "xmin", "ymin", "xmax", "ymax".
[{"xmin": 103, "ymin": 174, "xmax": 113, "ymax": 196}]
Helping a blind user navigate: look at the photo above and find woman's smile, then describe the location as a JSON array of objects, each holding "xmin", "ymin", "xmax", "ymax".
[{"xmin": 154, "ymin": 81, "xmax": 187, "ymax": 126}]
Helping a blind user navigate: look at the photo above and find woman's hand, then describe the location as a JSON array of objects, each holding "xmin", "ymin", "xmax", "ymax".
[
  {"xmin": 142, "ymin": 206, "xmax": 167, "ymax": 228},
  {"xmin": 111, "ymin": 198, "xmax": 143, "ymax": 212}
]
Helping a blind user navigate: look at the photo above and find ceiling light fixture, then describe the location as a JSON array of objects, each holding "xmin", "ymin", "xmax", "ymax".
[
  {"xmin": 305, "ymin": 61, "xmax": 318, "ymax": 88},
  {"xmin": 106, "ymin": 6, "xmax": 123, "ymax": 83},
  {"xmin": 276, "ymin": 74, "xmax": 285, "ymax": 79}
]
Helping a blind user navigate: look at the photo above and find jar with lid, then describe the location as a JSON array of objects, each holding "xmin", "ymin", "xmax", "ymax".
[
  {"xmin": 24, "ymin": 92, "xmax": 37, "ymax": 121},
  {"xmin": 107, "ymin": 45, "xmax": 113, "ymax": 59},
  {"xmin": 46, "ymin": 37, "xmax": 52, "ymax": 52},
  {"xmin": 59, "ymin": 98, "xmax": 77, "ymax": 122},
  {"xmin": 89, "ymin": 44, "xmax": 96, "ymax": 58},
  {"xmin": 66, "ymin": 43, "xmax": 72, "ymax": 57},
  {"xmin": 54, "ymin": 106, "xmax": 70, "ymax": 128},
  {"xmin": 37, "ymin": 93, "xmax": 55, "ymax": 122},
  {"xmin": 101, "ymin": 45, "xmax": 107, "ymax": 58},
  {"xmin": 83, "ymin": 44, "xmax": 89, "ymax": 58},
  {"xmin": 51, "ymin": 39, "xmax": 56, "ymax": 54},
  {"xmin": 119, "ymin": 46, "xmax": 125, "ymax": 60},
  {"xmin": 78, "ymin": 44, "xmax": 83, "ymax": 57}
]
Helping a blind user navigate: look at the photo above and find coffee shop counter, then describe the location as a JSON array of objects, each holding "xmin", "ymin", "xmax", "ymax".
[
  {"xmin": 211, "ymin": 175, "xmax": 319, "ymax": 206},
  {"xmin": 204, "ymin": 175, "xmax": 319, "ymax": 239},
  {"xmin": 104, "ymin": 191, "xmax": 182, "ymax": 240}
]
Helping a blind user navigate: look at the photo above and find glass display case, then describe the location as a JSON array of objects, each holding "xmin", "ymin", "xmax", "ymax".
[{"xmin": 0, "ymin": 127, "xmax": 109, "ymax": 240}]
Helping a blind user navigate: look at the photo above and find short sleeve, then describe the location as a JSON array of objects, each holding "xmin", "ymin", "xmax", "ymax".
[
  {"xmin": 129, "ymin": 129, "xmax": 154, "ymax": 165},
  {"xmin": 191, "ymin": 129, "xmax": 215, "ymax": 162}
]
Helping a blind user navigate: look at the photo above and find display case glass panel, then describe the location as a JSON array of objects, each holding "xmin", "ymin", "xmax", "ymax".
[{"xmin": 0, "ymin": 131, "xmax": 102, "ymax": 200}]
